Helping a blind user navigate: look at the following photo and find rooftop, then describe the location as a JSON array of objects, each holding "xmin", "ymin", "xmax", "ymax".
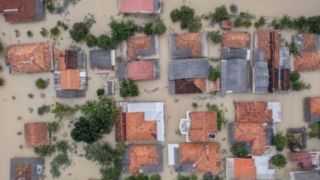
[
  {"xmin": 233, "ymin": 158, "xmax": 256, "ymax": 180},
  {"xmin": 119, "ymin": 0, "xmax": 160, "ymax": 14},
  {"xmin": 287, "ymin": 127, "xmax": 307, "ymax": 152},
  {"xmin": 127, "ymin": 60, "xmax": 155, "ymax": 81},
  {"xmin": 305, "ymin": 97, "xmax": 320, "ymax": 123},
  {"xmin": 235, "ymin": 101, "xmax": 272, "ymax": 123},
  {"xmin": 10, "ymin": 157, "xmax": 44, "ymax": 180},
  {"xmin": 89, "ymin": 49, "xmax": 115, "ymax": 71},
  {"xmin": 5, "ymin": 42, "xmax": 52, "ymax": 74},
  {"xmin": 173, "ymin": 78, "xmax": 207, "ymax": 94},
  {"xmin": 294, "ymin": 52, "xmax": 320, "ymax": 71},
  {"xmin": 222, "ymin": 31, "xmax": 250, "ymax": 48},
  {"xmin": 256, "ymin": 30, "xmax": 281, "ymax": 67},
  {"xmin": 125, "ymin": 112, "xmax": 157, "ymax": 141},
  {"xmin": 290, "ymin": 171, "xmax": 320, "ymax": 180},
  {"xmin": 126, "ymin": 35, "xmax": 159, "ymax": 60},
  {"xmin": 60, "ymin": 70, "xmax": 81, "ymax": 90},
  {"xmin": 24, "ymin": 122, "xmax": 48, "ymax": 147}
]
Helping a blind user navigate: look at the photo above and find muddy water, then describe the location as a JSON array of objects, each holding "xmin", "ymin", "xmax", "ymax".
[{"xmin": 1, "ymin": 0, "xmax": 320, "ymax": 179}]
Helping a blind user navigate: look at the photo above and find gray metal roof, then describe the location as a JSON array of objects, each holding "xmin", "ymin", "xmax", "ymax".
[
  {"xmin": 221, "ymin": 59, "xmax": 249, "ymax": 93},
  {"xmin": 168, "ymin": 59, "xmax": 210, "ymax": 80},
  {"xmin": 56, "ymin": 90, "xmax": 86, "ymax": 98},
  {"xmin": 291, "ymin": 171, "xmax": 320, "ymax": 180},
  {"xmin": 294, "ymin": 34, "xmax": 320, "ymax": 52},
  {"xmin": 253, "ymin": 50, "xmax": 269, "ymax": 93},
  {"xmin": 222, "ymin": 48, "xmax": 249, "ymax": 60},
  {"xmin": 117, "ymin": 62, "xmax": 127, "ymax": 81},
  {"xmin": 89, "ymin": 49, "xmax": 114, "ymax": 69},
  {"xmin": 173, "ymin": 147, "xmax": 194, "ymax": 172},
  {"xmin": 35, "ymin": 0, "xmax": 45, "ymax": 20},
  {"xmin": 10, "ymin": 157, "xmax": 44, "ymax": 180}
]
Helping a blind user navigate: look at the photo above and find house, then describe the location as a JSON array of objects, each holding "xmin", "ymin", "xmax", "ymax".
[
  {"xmin": 119, "ymin": 0, "xmax": 161, "ymax": 14},
  {"xmin": 124, "ymin": 35, "xmax": 159, "ymax": 60},
  {"xmin": 179, "ymin": 111, "xmax": 218, "ymax": 142},
  {"xmin": 89, "ymin": 49, "xmax": 115, "ymax": 73},
  {"xmin": 167, "ymin": 142, "xmax": 221, "ymax": 173},
  {"xmin": 5, "ymin": 42, "xmax": 53, "ymax": 74},
  {"xmin": 226, "ymin": 156, "xmax": 275, "ymax": 180},
  {"xmin": 290, "ymin": 171, "xmax": 320, "ymax": 180},
  {"xmin": 115, "ymin": 102, "xmax": 164, "ymax": 142},
  {"xmin": 168, "ymin": 59, "xmax": 210, "ymax": 94},
  {"xmin": 252, "ymin": 49, "xmax": 269, "ymax": 93},
  {"xmin": 123, "ymin": 144, "xmax": 163, "ymax": 174},
  {"xmin": 118, "ymin": 60, "xmax": 160, "ymax": 81},
  {"xmin": 287, "ymin": 127, "xmax": 307, "ymax": 152},
  {"xmin": 290, "ymin": 151, "xmax": 320, "ymax": 170},
  {"xmin": 255, "ymin": 30, "xmax": 290, "ymax": 93},
  {"xmin": 169, "ymin": 32, "xmax": 208, "ymax": 59},
  {"xmin": 24, "ymin": 122, "xmax": 48, "ymax": 147},
  {"xmin": 293, "ymin": 34, "xmax": 320, "ymax": 71},
  {"xmin": 222, "ymin": 31, "xmax": 250, "ymax": 49},
  {"xmin": 54, "ymin": 50, "xmax": 87, "ymax": 98},
  {"xmin": 10, "ymin": 157, "xmax": 44, "ymax": 180},
  {"xmin": 0, "ymin": 0, "xmax": 45, "ymax": 23},
  {"xmin": 304, "ymin": 97, "xmax": 320, "ymax": 123}
]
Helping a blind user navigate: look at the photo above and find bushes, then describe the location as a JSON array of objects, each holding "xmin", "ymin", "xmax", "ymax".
[
  {"xmin": 120, "ymin": 80, "xmax": 139, "ymax": 98},
  {"xmin": 97, "ymin": 34, "xmax": 115, "ymax": 49},
  {"xmin": 96, "ymin": 88, "xmax": 105, "ymax": 97},
  {"xmin": 52, "ymin": 102, "xmax": 77, "ymax": 120},
  {"xmin": 50, "ymin": 153, "xmax": 71, "ymax": 178},
  {"xmin": 35, "ymin": 78, "xmax": 49, "ymax": 89},
  {"xmin": 50, "ymin": 26, "xmax": 60, "ymax": 37},
  {"xmin": 85, "ymin": 34, "xmax": 97, "ymax": 47},
  {"xmin": 69, "ymin": 15, "xmax": 95, "ymax": 42},
  {"xmin": 231, "ymin": 143, "xmax": 248, "ymax": 157},
  {"xmin": 0, "ymin": 78, "xmax": 4, "ymax": 86},
  {"xmin": 271, "ymin": 15, "xmax": 320, "ymax": 34},
  {"xmin": 289, "ymin": 71, "xmax": 311, "ymax": 91},
  {"xmin": 229, "ymin": 4, "xmax": 238, "ymax": 15},
  {"xmin": 144, "ymin": 19, "xmax": 167, "ymax": 35},
  {"xmin": 270, "ymin": 154, "xmax": 287, "ymax": 168},
  {"xmin": 203, "ymin": 173, "xmax": 222, "ymax": 180},
  {"xmin": 309, "ymin": 123, "xmax": 320, "ymax": 138},
  {"xmin": 206, "ymin": 103, "xmax": 226, "ymax": 131},
  {"xmin": 210, "ymin": 5, "xmax": 230, "ymax": 23},
  {"xmin": 233, "ymin": 12, "xmax": 253, "ymax": 28},
  {"xmin": 110, "ymin": 20, "xmax": 137, "ymax": 43},
  {"xmin": 34, "ymin": 145, "xmax": 56, "ymax": 157},
  {"xmin": 254, "ymin": 16, "xmax": 266, "ymax": 28},
  {"xmin": 170, "ymin": 5, "xmax": 202, "ymax": 32},
  {"xmin": 37, "ymin": 105, "xmax": 51, "ymax": 115},
  {"xmin": 273, "ymin": 133, "xmax": 287, "ymax": 151},
  {"xmin": 289, "ymin": 41, "xmax": 299, "ymax": 55},
  {"xmin": 126, "ymin": 174, "xmax": 161, "ymax": 180},
  {"xmin": 208, "ymin": 31, "xmax": 221, "ymax": 44},
  {"xmin": 290, "ymin": 71, "xmax": 300, "ymax": 82},
  {"xmin": 208, "ymin": 67, "xmax": 220, "ymax": 81},
  {"xmin": 187, "ymin": 16, "xmax": 202, "ymax": 32},
  {"xmin": 0, "ymin": 40, "xmax": 3, "ymax": 53}
]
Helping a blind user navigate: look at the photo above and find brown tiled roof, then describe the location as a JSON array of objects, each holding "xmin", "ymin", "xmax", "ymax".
[
  {"xmin": 175, "ymin": 78, "xmax": 206, "ymax": 94},
  {"xmin": 222, "ymin": 31, "xmax": 250, "ymax": 48},
  {"xmin": 179, "ymin": 143, "xmax": 221, "ymax": 173},
  {"xmin": 236, "ymin": 101, "xmax": 272, "ymax": 123},
  {"xmin": 234, "ymin": 123, "xmax": 266, "ymax": 156},
  {"xmin": 125, "ymin": 112, "xmax": 157, "ymax": 141},
  {"xmin": 302, "ymin": 33, "xmax": 317, "ymax": 52},
  {"xmin": 310, "ymin": 97, "xmax": 320, "ymax": 116},
  {"xmin": 60, "ymin": 69, "xmax": 80, "ymax": 90},
  {"xmin": 54, "ymin": 50, "xmax": 78, "ymax": 70},
  {"xmin": 24, "ymin": 122, "xmax": 48, "ymax": 147},
  {"xmin": 14, "ymin": 163, "xmax": 32, "ymax": 180},
  {"xmin": 127, "ymin": 36, "xmax": 152, "ymax": 59},
  {"xmin": 175, "ymin": 33, "xmax": 202, "ymax": 57},
  {"xmin": 189, "ymin": 111, "xmax": 217, "ymax": 142},
  {"xmin": 129, "ymin": 145, "xmax": 158, "ymax": 173},
  {"xmin": 233, "ymin": 158, "xmax": 256, "ymax": 180},
  {"xmin": 115, "ymin": 107, "xmax": 126, "ymax": 142},
  {"xmin": 294, "ymin": 52, "xmax": 320, "ymax": 71},
  {"xmin": 5, "ymin": 42, "xmax": 52, "ymax": 74},
  {"xmin": 127, "ymin": 60, "xmax": 154, "ymax": 80},
  {"xmin": 0, "ymin": 0, "xmax": 37, "ymax": 22}
]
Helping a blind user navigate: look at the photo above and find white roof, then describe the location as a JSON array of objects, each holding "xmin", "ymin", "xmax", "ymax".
[
  {"xmin": 267, "ymin": 102, "xmax": 282, "ymax": 123},
  {"xmin": 168, "ymin": 144, "xmax": 179, "ymax": 165}
]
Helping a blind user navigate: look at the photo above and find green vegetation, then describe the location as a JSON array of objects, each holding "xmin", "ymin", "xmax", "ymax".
[
  {"xmin": 203, "ymin": 173, "xmax": 222, "ymax": 180},
  {"xmin": 210, "ymin": 5, "xmax": 230, "ymax": 23},
  {"xmin": 273, "ymin": 133, "xmax": 288, "ymax": 151},
  {"xmin": 208, "ymin": 67, "xmax": 220, "ymax": 81},
  {"xmin": 231, "ymin": 143, "xmax": 248, "ymax": 157},
  {"xmin": 34, "ymin": 145, "xmax": 56, "ymax": 157},
  {"xmin": 234, "ymin": 12, "xmax": 253, "ymax": 28},
  {"xmin": 309, "ymin": 123, "xmax": 320, "ymax": 138},
  {"xmin": 96, "ymin": 88, "xmax": 105, "ymax": 97},
  {"xmin": 50, "ymin": 153, "xmax": 71, "ymax": 178},
  {"xmin": 110, "ymin": 20, "xmax": 137, "ymax": 44},
  {"xmin": 97, "ymin": 34, "xmax": 115, "ymax": 49},
  {"xmin": 69, "ymin": 15, "xmax": 96, "ymax": 42},
  {"xmin": 144, "ymin": 19, "xmax": 167, "ymax": 35},
  {"xmin": 52, "ymin": 102, "xmax": 77, "ymax": 120},
  {"xmin": 271, "ymin": 15, "xmax": 320, "ymax": 34},
  {"xmin": 27, "ymin": 30, "xmax": 33, "ymax": 38},
  {"xmin": 48, "ymin": 121, "xmax": 59, "ymax": 135},
  {"xmin": 85, "ymin": 34, "xmax": 97, "ymax": 47},
  {"xmin": 208, "ymin": 31, "xmax": 221, "ymax": 44},
  {"xmin": 85, "ymin": 143, "xmax": 125, "ymax": 180},
  {"xmin": 50, "ymin": 26, "xmax": 60, "ymax": 37},
  {"xmin": 35, "ymin": 78, "xmax": 49, "ymax": 89},
  {"xmin": 40, "ymin": 28, "xmax": 49, "ymax": 37},
  {"xmin": 55, "ymin": 140, "xmax": 69, "ymax": 153},
  {"xmin": 290, "ymin": 71, "xmax": 300, "ymax": 82},
  {"xmin": 229, "ymin": 4, "xmax": 238, "ymax": 15},
  {"xmin": 57, "ymin": 20, "xmax": 69, "ymax": 30},
  {"xmin": 126, "ymin": 174, "xmax": 161, "ymax": 180},
  {"xmin": 206, "ymin": 103, "xmax": 226, "ymax": 131},
  {"xmin": 289, "ymin": 71, "xmax": 311, "ymax": 91},
  {"xmin": 170, "ymin": 5, "xmax": 202, "ymax": 32},
  {"xmin": 71, "ymin": 117, "xmax": 104, "ymax": 143},
  {"xmin": 254, "ymin": 16, "xmax": 266, "ymax": 28},
  {"xmin": 289, "ymin": 41, "xmax": 299, "ymax": 55},
  {"xmin": 120, "ymin": 79, "xmax": 139, "ymax": 98},
  {"xmin": 192, "ymin": 102, "xmax": 198, "ymax": 109},
  {"xmin": 0, "ymin": 78, "xmax": 4, "ymax": 86},
  {"xmin": 46, "ymin": 0, "xmax": 56, "ymax": 13},
  {"xmin": 37, "ymin": 105, "xmax": 51, "ymax": 116},
  {"xmin": 270, "ymin": 154, "xmax": 287, "ymax": 168},
  {"xmin": 0, "ymin": 40, "xmax": 3, "ymax": 53}
]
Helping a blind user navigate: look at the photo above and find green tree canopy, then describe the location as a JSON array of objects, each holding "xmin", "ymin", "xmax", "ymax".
[
  {"xmin": 120, "ymin": 80, "xmax": 139, "ymax": 98},
  {"xmin": 97, "ymin": 34, "xmax": 115, "ymax": 49},
  {"xmin": 110, "ymin": 20, "xmax": 137, "ymax": 44},
  {"xmin": 270, "ymin": 154, "xmax": 287, "ymax": 168},
  {"xmin": 273, "ymin": 133, "xmax": 287, "ymax": 151},
  {"xmin": 231, "ymin": 143, "xmax": 249, "ymax": 157},
  {"xmin": 85, "ymin": 34, "xmax": 98, "ymax": 47},
  {"xmin": 210, "ymin": 5, "xmax": 230, "ymax": 23}
]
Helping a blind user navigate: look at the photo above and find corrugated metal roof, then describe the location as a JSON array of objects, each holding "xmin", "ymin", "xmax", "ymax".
[
  {"xmin": 221, "ymin": 59, "xmax": 248, "ymax": 93},
  {"xmin": 168, "ymin": 59, "xmax": 209, "ymax": 80}
]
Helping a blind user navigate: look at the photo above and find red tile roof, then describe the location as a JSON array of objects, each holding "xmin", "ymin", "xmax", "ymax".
[
  {"xmin": 5, "ymin": 42, "xmax": 52, "ymax": 74},
  {"xmin": 179, "ymin": 143, "xmax": 221, "ymax": 173},
  {"xmin": 0, "ymin": 0, "xmax": 39, "ymax": 22},
  {"xmin": 120, "ymin": 0, "xmax": 155, "ymax": 14},
  {"xmin": 127, "ymin": 60, "xmax": 154, "ymax": 80},
  {"xmin": 60, "ymin": 70, "xmax": 80, "ymax": 90},
  {"xmin": 235, "ymin": 101, "xmax": 272, "ymax": 123},
  {"xmin": 125, "ymin": 112, "xmax": 157, "ymax": 141},
  {"xmin": 127, "ymin": 35, "xmax": 152, "ymax": 60},
  {"xmin": 222, "ymin": 31, "xmax": 250, "ymax": 48},
  {"xmin": 24, "ymin": 122, "xmax": 48, "ymax": 147},
  {"xmin": 175, "ymin": 78, "xmax": 206, "ymax": 94},
  {"xmin": 310, "ymin": 97, "xmax": 320, "ymax": 116},
  {"xmin": 233, "ymin": 158, "xmax": 257, "ymax": 180},
  {"xmin": 189, "ymin": 111, "xmax": 217, "ymax": 142},
  {"xmin": 290, "ymin": 152, "xmax": 313, "ymax": 169},
  {"xmin": 14, "ymin": 163, "xmax": 32, "ymax": 180},
  {"xmin": 294, "ymin": 52, "xmax": 320, "ymax": 71},
  {"xmin": 129, "ymin": 145, "xmax": 158, "ymax": 173},
  {"xmin": 234, "ymin": 123, "xmax": 266, "ymax": 156},
  {"xmin": 175, "ymin": 33, "xmax": 202, "ymax": 57}
]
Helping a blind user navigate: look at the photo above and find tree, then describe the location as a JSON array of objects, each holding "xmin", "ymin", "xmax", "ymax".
[
  {"xmin": 110, "ymin": 20, "xmax": 137, "ymax": 44},
  {"xmin": 231, "ymin": 143, "xmax": 248, "ymax": 157},
  {"xmin": 71, "ymin": 117, "xmax": 105, "ymax": 143},
  {"xmin": 273, "ymin": 133, "xmax": 287, "ymax": 151},
  {"xmin": 177, "ymin": 174, "xmax": 190, "ymax": 180},
  {"xmin": 40, "ymin": 28, "xmax": 49, "ymax": 37},
  {"xmin": 69, "ymin": 22, "xmax": 90, "ymax": 42},
  {"xmin": 0, "ymin": 40, "xmax": 3, "ymax": 53},
  {"xmin": 144, "ymin": 19, "xmax": 167, "ymax": 35},
  {"xmin": 208, "ymin": 67, "xmax": 220, "ymax": 81},
  {"xmin": 203, "ymin": 173, "xmax": 221, "ymax": 180},
  {"xmin": 210, "ymin": 5, "xmax": 230, "ymax": 23},
  {"xmin": 270, "ymin": 154, "xmax": 287, "ymax": 168},
  {"xmin": 85, "ymin": 34, "xmax": 97, "ymax": 47},
  {"xmin": 178, "ymin": 5, "xmax": 195, "ymax": 25},
  {"xmin": 150, "ymin": 174, "xmax": 161, "ymax": 180},
  {"xmin": 48, "ymin": 121, "xmax": 59, "ymax": 135},
  {"xmin": 52, "ymin": 102, "xmax": 77, "ymax": 120},
  {"xmin": 292, "ymin": 81, "xmax": 311, "ymax": 91},
  {"xmin": 279, "ymin": 15, "xmax": 293, "ymax": 29},
  {"xmin": 46, "ymin": 0, "xmax": 55, "ymax": 13},
  {"xmin": 35, "ymin": 78, "xmax": 48, "ymax": 89},
  {"xmin": 309, "ymin": 123, "xmax": 320, "ymax": 138},
  {"xmin": 187, "ymin": 16, "xmax": 202, "ymax": 32},
  {"xmin": 229, "ymin": 4, "xmax": 238, "ymax": 14},
  {"xmin": 208, "ymin": 31, "xmax": 221, "ymax": 44},
  {"xmin": 254, "ymin": 16, "xmax": 266, "ymax": 28},
  {"xmin": 97, "ymin": 34, "xmax": 115, "ymax": 49},
  {"xmin": 97, "ymin": 88, "xmax": 105, "ymax": 97},
  {"xmin": 55, "ymin": 140, "xmax": 69, "ymax": 153},
  {"xmin": 289, "ymin": 41, "xmax": 299, "ymax": 55},
  {"xmin": 34, "ymin": 145, "xmax": 56, "ymax": 157},
  {"xmin": 170, "ymin": 9, "xmax": 181, "ymax": 22},
  {"xmin": 120, "ymin": 80, "xmax": 139, "ymax": 98},
  {"xmin": 0, "ymin": 78, "xmax": 4, "ymax": 86},
  {"xmin": 37, "ymin": 105, "xmax": 51, "ymax": 115},
  {"xmin": 290, "ymin": 71, "xmax": 300, "ymax": 82},
  {"xmin": 50, "ymin": 153, "xmax": 71, "ymax": 178},
  {"xmin": 50, "ymin": 26, "xmax": 60, "ymax": 37}
]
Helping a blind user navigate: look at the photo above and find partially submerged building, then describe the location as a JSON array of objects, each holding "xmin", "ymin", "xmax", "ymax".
[
  {"xmin": 118, "ymin": 60, "xmax": 160, "ymax": 81},
  {"xmin": 24, "ymin": 122, "xmax": 49, "ymax": 147},
  {"xmin": 168, "ymin": 59, "xmax": 210, "ymax": 94},
  {"xmin": 10, "ymin": 157, "xmax": 44, "ymax": 180},
  {"xmin": 179, "ymin": 111, "xmax": 217, "ymax": 142},
  {"xmin": 290, "ymin": 151, "xmax": 320, "ymax": 170},
  {"xmin": 123, "ymin": 144, "xmax": 163, "ymax": 174},
  {"xmin": 169, "ymin": 32, "xmax": 208, "ymax": 59},
  {"xmin": 0, "ymin": 0, "xmax": 45, "ymax": 23},
  {"xmin": 304, "ymin": 97, "xmax": 320, "ymax": 123},
  {"xmin": 168, "ymin": 143, "xmax": 221, "ymax": 173},
  {"xmin": 222, "ymin": 31, "xmax": 250, "ymax": 49},
  {"xmin": 293, "ymin": 34, "xmax": 320, "ymax": 71},
  {"xmin": 5, "ymin": 42, "xmax": 53, "ymax": 74},
  {"xmin": 115, "ymin": 102, "xmax": 164, "ymax": 142},
  {"xmin": 287, "ymin": 127, "xmax": 307, "ymax": 152},
  {"xmin": 89, "ymin": 49, "xmax": 115, "ymax": 73},
  {"xmin": 53, "ymin": 50, "xmax": 87, "ymax": 98},
  {"xmin": 119, "ymin": 0, "xmax": 161, "ymax": 14},
  {"xmin": 124, "ymin": 35, "xmax": 159, "ymax": 60}
]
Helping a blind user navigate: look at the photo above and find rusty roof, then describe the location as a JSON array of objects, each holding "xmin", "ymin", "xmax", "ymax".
[
  {"xmin": 129, "ymin": 144, "xmax": 158, "ymax": 173},
  {"xmin": 294, "ymin": 52, "xmax": 320, "ymax": 71},
  {"xmin": 236, "ymin": 101, "xmax": 273, "ymax": 123},
  {"xmin": 54, "ymin": 50, "xmax": 78, "ymax": 70},
  {"xmin": 60, "ymin": 69, "xmax": 80, "ymax": 90},
  {"xmin": 310, "ymin": 97, "xmax": 320, "ymax": 117},
  {"xmin": 125, "ymin": 112, "xmax": 157, "ymax": 141},
  {"xmin": 234, "ymin": 123, "xmax": 266, "ymax": 156},
  {"xmin": 127, "ymin": 60, "xmax": 154, "ymax": 80},
  {"xmin": 302, "ymin": 33, "xmax": 317, "ymax": 52},
  {"xmin": 5, "ymin": 42, "xmax": 52, "ymax": 74},
  {"xmin": 189, "ymin": 111, "xmax": 217, "ymax": 142},
  {"xmin": 127, "ymin": 35, "xmax": 152, "ymax": 60},
  {"xmin": 222, "ymin": 31, "xmax": 250, "ymax": 48},
  {"xmin": 175, "ymin": 32, "xmax": 202, "ymax": 57},
  {"xmin": 24, "ymin": 122, "xmax": 48, "ymax": 147},
  {"xmin": 175, "ymin": 78, "xmax": 206, "ymax": 94},
  {"xmin": 179, "ymin": 143, "xmax": 221, "ymax": 173},
  {"xmin": 14, "ymin": 163, "xmax": 32, "ymax": 180},
  {"xmin": 233, "ymin": 158, "xmax": 257, "ymax": 180}
]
